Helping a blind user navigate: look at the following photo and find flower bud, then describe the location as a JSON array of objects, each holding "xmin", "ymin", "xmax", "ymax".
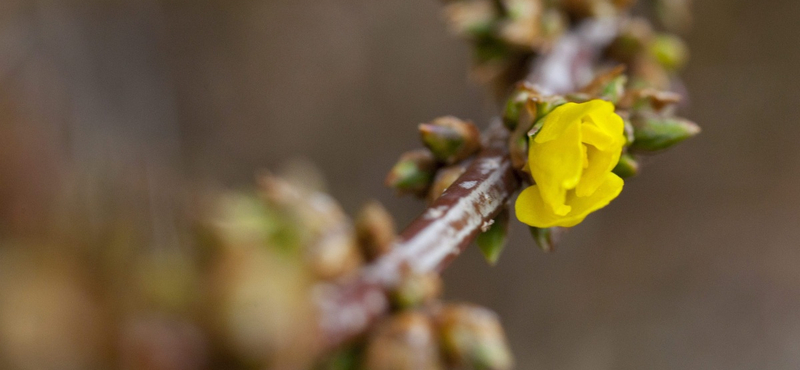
[
  {"xmin": 419, "ymin": 116, "xmax": 482, "ymax": 165},
  {"xmin": 534, "ymin": 95, "xmax": 568, "ymax": 121},
  {"xmin": 502, "ymin": 82, "xmax": 539, "ymax": 131},
  {"xmin": 385, "ymin": 149, "xmax": 438, "ymax": 196},
  {"xmin": 355, "ymin": 200, "xmax": 396, "ymax": 262},
  {"xmin": 307, "ymin": 229, "xmax": 362, "ymax": 280},
  {"xmin": 363, "ymin": 312, "xmax": 443, "ymax": 370},
  {"xmin": 508, "ymin": 131, "xmax": 529, "ymax": 171},
  {"xmin": 649, "ymin": 34, "xmax": 689, "ymax": 72},
  {"xmin": 476, "ymin": 208, "xmax": 510, "ymax": 266},
  {"xmin": 390, "ymin": 271, "xmax": 443, "ymax": 309},
  {"xmin": 598, "ymin": 75, "xmax": 627, "ymax": 105},
  {"xmin": 427, "ymin": 163, "xmax": 468, "ymax": 203},
  {"xmin": 607, "ymin": 18, "xmax": 653, "ymax": 64},
  {"xmin": 529, "ymin": 226, "xmax": 565, "ymax": 253},
  {"xmin": 580, "ymin": 65, "xmax": 626, "ymax": 97},
  {"xmin": 437, "ymin": 304, "xmax": 514, "ymax": 370},
  {"xmin": 612, "ymin": 153, "xmax": 640, "ymax": 178},
  {"xmin": 629, "ymin": 113, "xmax": 700, "ymax": 153}
]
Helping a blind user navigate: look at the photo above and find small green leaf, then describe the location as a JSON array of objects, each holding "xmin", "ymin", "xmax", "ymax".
[
  {"xmin": 477, "ymin": 209, "xmax": 509, "ymax": 265},
  {"xmin": 529, "ymin": 226, "xmax": 565, "ymax": 253},
  {"xmin": 613, "ymin": 153, "xmax": 640, "ymax": 179}
]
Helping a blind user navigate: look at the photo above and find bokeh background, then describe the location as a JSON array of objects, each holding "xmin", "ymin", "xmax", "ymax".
[{"xmin": 2, "ymin": 0, "xmax": 800, "ymax": 369}]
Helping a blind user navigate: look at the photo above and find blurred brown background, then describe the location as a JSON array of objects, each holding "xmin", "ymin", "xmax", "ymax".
[{"xmin": 2, "ymin": 0, "xmax": 800, "ymax": 369}]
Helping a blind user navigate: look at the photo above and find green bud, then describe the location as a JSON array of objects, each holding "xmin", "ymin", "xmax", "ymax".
[
  {"xmin": 438, "ymin": 304, "xmax": 514, "ymax": 370},
  {"xmin": 630, "ymin": 113, "xmax": 700, "ymax": 153},
  {"xmin": 508, "ymin": 127, "xmax": 530, "ymax": 170},
  {"xmin": 529, "ymin": 226, "xmax": 565, "ymax": 253},
  {"xmin": 355, "ymin": 201, "xmax": 396, "ymax": 262},
  {"xmin": 385, "ymin": 149, "xmax": 438, "ymax": 196},
  {"xmin": 419, "ymin": 116, "xmax": 482, "ymax": 164},
  {"xmin": 599, "ymin": 75, "xmax": 627, "ymax": 105},
  {"xmin": 534, "ymin": 95, "xmax": 567, "ymax": 120},
  {"xmin": 579, "ymin": 64, "xmax": 626, "ymax": 99},
  {"xmin": 390, "ymin": 272, "xmax": 443, "ymax": 309},
  {"xmin": 613, "ymin": 153, "xmax": 640, "ymax": 178},
  {"xmin": 363, "ymin": 312, "xmax": 442, "ymax": 370},
  {"xmin": 649, "ymin": 34, "xmax": 689, "ymax": 72},
  {"xmin": 428, "ymin": 163, "xmax": 468, "ymax": 203},
  {"xmin": 476, "ymin": 209, "xmax": 510, "ymax": 266},
  {"xmin": 622, "ymin": 114, "xmax": 635, "ymax": 146},
  {"xmin": 607, "ymin": 18, "xmax": 653, "ymax": 64},
  {"xmin": 502, "ymin": 83, "xmax": 538, "ymax": 131}
]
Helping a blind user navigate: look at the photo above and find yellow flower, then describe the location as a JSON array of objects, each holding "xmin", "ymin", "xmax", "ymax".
[{"xmin": 515, "ymin": 100, "xmax": 626, "ymax": 228}]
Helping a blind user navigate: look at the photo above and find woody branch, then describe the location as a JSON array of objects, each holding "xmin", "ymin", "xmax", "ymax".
[{"xmin": 315, "ymin": 18, "xmax": 620, "ymax": 351}]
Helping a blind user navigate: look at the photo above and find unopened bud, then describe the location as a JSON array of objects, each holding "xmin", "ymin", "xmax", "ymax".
[
  {"xmin": 391, "ymin": 272, "xmax": 443, "ymax": 309},
  {"xmin": 355, "ymin": 201, "xmax": 397, "ymax": 261},
  {"xmin": 649, "ymin": 34, "xmax": 689, "ymax": 72},
  {"xmin": 607, "ymin": 18, "xmax": 653, "ymax": 64},
  {"xmin": 613, "ymin": 153, "xmax": 640, "ymax": 178},
  {"xmin": 307, "ymin": 229, "xmax": 362, "ymax": 280},
  {"xmin": 631, "ymin": 57, "xmax": 671, "ymax": 90},
  {"xmin": 618, "ymin": 112, "xmax": 635, "ymax": 146},
  {"xmin": 529, "ymin": 226, "xmax": 565, "ymax": 253},
  {"xmin": 476, "ymin": 209, "xmax": 510, "ymax": 266},
  {"xmin": 580, "ymin": 65, "xmax": 626, "ymax": 97},
  {"xmin": 428, "ymin": 163, "xmax": 468, "ymax": 203},
  {"xmin": 508, "ymin": 132, "xmax": 529, "ymax": 171},
  {"xmin": 599, "ymin": 75, "xmax": 627, "ymax": 104},
  {"xmin": 385, "ymin": 149, "xmax": 438, "ymax": 197},
  {"xmin": 534, "ymin": 95, "xmax": 567, "ymax": 120},
  {"xmin": 630, "ymin": 113, "xmax": 700, "ymax": 153},
  {"xmin": 437, "ymin": 304, "xmax": 514, "ymax": 370},
  {"xmin": 502, "ymin": 83, "xmax": 539, "ymax": 131},
  {"xmin": 363, "ymin": 312, "xmax": 443, "ymax": 370},
  {"xmin": 419, "ymin": 116, "xmax": 482, "ymax": 165}
]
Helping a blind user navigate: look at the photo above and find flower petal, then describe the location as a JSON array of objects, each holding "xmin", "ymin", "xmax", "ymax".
[
  {"xmin": 585, "ymin": 101, "xmax": 624, "ymax": 138},
  {"xmin": 561, "ymin": 172, "xmax": 624, "ymax": 226},
  {"xmin": 534, "ymin": 101, "xmax": 602, "ymax": 143},
  {"xmin": 581, "ymin": 123, "xmax": 616, "ymax": 151},
  {"xmin": 515, "ymin": 173, "xmax": 624, "ymax": 228},
  {"xmin": 575, "ymin": 144, "xmax": 622, "ymax": 197},
  {"xmin": 529, "ymin": 120, "xmax": 583, "ymax": 215}
]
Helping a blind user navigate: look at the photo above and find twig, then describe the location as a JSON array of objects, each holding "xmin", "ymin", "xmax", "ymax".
[{"xmin": 315, "ymin": 18, "xmax": 620, "ymax": 351}]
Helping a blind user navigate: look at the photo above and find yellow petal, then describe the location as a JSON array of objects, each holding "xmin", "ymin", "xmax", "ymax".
[
  {"xmin": 562, "ymin": 172, "xmax": 624, "ymax": 226},
  {"xmin": 529, "ymin": 120, "xmax": 582, "ymax": 216},
  {"xmin": 581, "ymin": 122, "xmax": 616, "ymax": 151},
  {"xmin": 585, "ymin": 101, "xmax": 624, "ymax": 137},
  {"xmin": 515, "ymin": 173, "xmax": 624, "ymax": 228},
  {"xmin": 575, "ymin": 144, "xmax": 621, "ymax": 197},
  {"xmin": 534, "ymin": 101, "xmax": 602, "ymax": 143}
]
